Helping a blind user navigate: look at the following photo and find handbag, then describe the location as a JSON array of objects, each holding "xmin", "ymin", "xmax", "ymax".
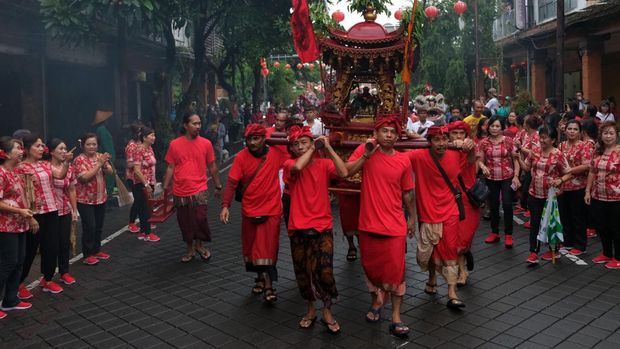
[
  {"xmin": 429, "ymin": 150, "xmax": 466, "ymax": 221},
  {"xmin": 235, "ymin": 153, "xmax": 267, "ymax": 202},
  {"xmin": 458, "ymin": 176, "xmax": 489, "ymax": 208}
]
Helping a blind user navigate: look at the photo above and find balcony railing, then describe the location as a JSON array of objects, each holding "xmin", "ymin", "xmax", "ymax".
[{"xmin": 493, "ymin": 10, "xmax": 518, "ymax": 41}]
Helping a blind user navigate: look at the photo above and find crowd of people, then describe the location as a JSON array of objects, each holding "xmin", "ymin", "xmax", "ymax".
[{"xmin": 0, "ymin": 90, "xmax": 618, "ymax": 341}]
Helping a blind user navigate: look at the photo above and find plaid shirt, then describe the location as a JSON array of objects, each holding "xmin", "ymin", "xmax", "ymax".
[
  {"xmin": 526, "ymin": 148, "xmax": 571, "ymax": 199},
  {"xmin": 15, "ymin": 161, "xmax": 58, "ymax": 214},
  {"xmin": 125, "ymin": 141, "xmax": 138, "ymax": 183},
  {"xmin": 521, "ymin": 131, "xmax": 540, "ymax": 152},
  {"xmin": 478, "ymin": 136, "xmax": 516, "ymax": 181},
  {"xmin": 559, "ymin": 140, "xmax": 592, "ymax": 191},
  {"xmin": 0, "ymin": 167, "xmax": 29, "ymax": 233},
  {"xmin": 73, "ymin": 154, "xmax": 107, "ymax": 205},
  {"xmin": 589, "ymin": 148, "xmax": 620, "ymax": 202},
  {"xmin": 53, "ymin": 166, "xmax": 77, "ymax": 216},
  {"xmin": 128, "ymin": 145, "xmax": 156, "ymax": 185}
]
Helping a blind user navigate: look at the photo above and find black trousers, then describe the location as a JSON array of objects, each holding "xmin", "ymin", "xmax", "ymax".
[
  {"xmin": 0, "ymin": 232, "xmax": 26, "ymax": 307},
  {"xmin": 58, "ymin": 214, "xmax": 72, "ymax": 274},
  {"xmin": 486, "ymin": 178, "xmax": 514, "ymax": 235},
  {"xmin": 282, "ymin": 192, "xmax": 290, "ymax": 229},
  {"xmin": 591, "ymin": 199, "xmax": 620, "ymax": 259},
  {"xmin": 528, "ymin": 197, "xmax": 546, "ymax": 253},
  {"xmin": 520, "ymin": 173, "xmax": 532, "ymax": 209},
  {"xmin": 557, "ymin": 189, "xmax": 587, "ymax": 251},
  {"xmin": 131, "ymin": 183, "xmax": 152, "ymax": 234},
  {"xmin": 21, "ymin": 211, "xmax": 60, "ymax": 282},
  {"xmin": 128, "ymin": 180, "xmax": 138, "ymax": 223},
  {"xmin": 77, "ymin": 203, "xmax": 106, "ymax": 257}
]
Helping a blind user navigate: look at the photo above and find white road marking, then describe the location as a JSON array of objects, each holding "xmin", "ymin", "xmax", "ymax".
[{"xmin": 26, "ymin": 154, "xmax": 238, "ymax": 291}]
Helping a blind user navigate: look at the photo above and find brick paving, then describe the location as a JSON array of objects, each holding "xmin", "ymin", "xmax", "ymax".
[{"xmin": 1, "ymin": 183, "xmax": 620, "ymax": 348}]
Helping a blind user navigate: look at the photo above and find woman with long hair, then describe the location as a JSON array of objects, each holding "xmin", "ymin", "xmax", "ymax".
[
  {"xmin": 16, "ymin": 134, "xmax": 68, "ymax": 297},
  {"xmin": 581, "ymin": 119, "xmax": 599, "ymax": 238},
  {"xmin": 0, "ymin": 137, "xmax": 34, "ymax": 317},
  {"xmin": 128, "ymin": 127, "xmax": 159, "ymax": 242},
  {"xmin": 73, "ymin": 133, "xmax": 114, "ymax": 266},
  {"xmin": 557, "ymin": 121, "xmax": 592, "ymax": 256},
  {"xmin": 48, "ymin": 138, "xmax": 78, "ymax": 285},
  {"xmin": 477, "ymin": 116, "xmax": 520, "ymax": 247},
  {"xmin": 517, "ymin": 126, "xmax": 571, "ymax": 264},
  {"xmin": 585, "ymin": 122, "xmax": 620, "ymax": 268}
]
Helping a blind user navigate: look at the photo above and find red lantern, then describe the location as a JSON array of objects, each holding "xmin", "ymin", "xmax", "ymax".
[
  {"xmin": 261, "ymin": 68, "xmax": 269, "ymax": 77},
  {"xmin": 453, "ymin": 1, "xmax": 468, "ymax": 15},
  {"xmin": 308, "ymin": 63, "xmax": 315, "ymax": 71},
  {"xmin": 394, "ymin": 9, "xmax": 403, "ymax": 20},
  {"xmin": 285, "ymin": 63, "xmax": 291, "ymax": 70},
  {"xmin": 482, "ymin": 66, "xmax": 490, "ymax": 75},
  {"xmin": 274, "ymin": 61, "xmax": 281, "ymax": 69},
  {"xmin": 425, "ymin": 6, "xmax": 439, "ymax": 21},
  {"xmin": 296, "ymin": 63, "xmax": 303, "ymax": 70},
  {"xmin": 332, "ymin": 10, "xmax": 344, "ymax": 23}
]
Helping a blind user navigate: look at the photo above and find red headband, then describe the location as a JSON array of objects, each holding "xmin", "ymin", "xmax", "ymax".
[
  {"xmin": 0, "ymin": 149, "xmax": 7, "ymax": 160},
  {"xmin": 244, "ymin": 124, "xmax": 267, "ymax": 138},
  {"xmin": 426, "ymin": 125, "xmax": 450, "ymax": 138},
  {"xmin": 374, "ymin": 116, "xmax": 402, "ymax": 136},
  {"xmin": 288, "ymin": 125, "xmax": 313, "ymax": 142},
  {"xmin": 448, "ymin": 121, "xmax": 471, "ymax": 134}
]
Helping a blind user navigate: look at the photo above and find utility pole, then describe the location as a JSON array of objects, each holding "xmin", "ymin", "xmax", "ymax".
[
  {"xmin": 555, "ymin": 0, "xmax": 565, "ymax": 105},
  {"xmin": 474, "ymin": 0, "xmax": 481, "ymax": 100}
]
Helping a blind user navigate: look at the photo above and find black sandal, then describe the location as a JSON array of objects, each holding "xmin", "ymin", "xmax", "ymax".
[
  {"xmin": 263, "ymin": 288, "xmax": 277, "ymax": 303},
  {"xmin": 320, "ymin": 318, "xmax": 341, "ymax": 334},
  {"xmin": 365, "ymin": 307, "xmax": 382, "ymax": 323},
  {"xmin": 346, "ymin": 247, "xmax": 358, "ymax": 261},
  {"xmin": 252, "ymin": 278, "xmax": 265, "ymax": 295},
  {"xmin": 447, "ymin": 298, "xmax": 466, "ymax": 309},
  {"xmin": 299, "ymin": 316, "xmax": 317, "ymax": 329},
  {"xmin": 424, "ymin": 282, "xmax": 437, "ymax": 295},
  {"xmin": 389, "ymin": 322, "xmax": 410, "ymax": 338}
]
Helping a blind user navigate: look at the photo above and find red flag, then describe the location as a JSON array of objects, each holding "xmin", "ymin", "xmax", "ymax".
[{"xmin": 291, "ymin": 0, "xmax": 320, "ymax": 63}]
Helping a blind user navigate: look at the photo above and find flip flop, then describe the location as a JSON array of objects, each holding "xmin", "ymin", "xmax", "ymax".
[
  {"xmin": 299, "ymin": 316, "xmax": 317, "ymax": 329},
  {"xmin": 198, "ymin": 249, "xmax": 211, "ymax": 262},
  {"xmin": 320, "ymin": 318, "xmax": 341, "ymax": 334},
  {"xmin": 389, "ymin": 322, "xmax": 410, "ymax": 338},
  {"xmin": 365, "ymin": 307, "xmax": 382, "ymax": 323},
  {"xmin": 424, "ymin": 282, "xmax": 437, "ymax": 295},
  {"xmin": 346, "ymin": 247, "xmax": 358, "ymax": 261},
  {"xmin": 181, "ymin": 253, "xmax": 194, "ymax": 263},
  {"xmin": 252, "ymin": 278, "xmax": 265, "ymax": 295},
  {"xmin": 263, "ymin": 288, "xmax": 277, "ymax": 304}
]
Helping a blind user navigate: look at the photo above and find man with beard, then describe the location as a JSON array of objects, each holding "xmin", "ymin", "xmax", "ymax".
[
  {"xmin": 164, "ymin": 114, "xmax": 223, "ymax": 262},
  {"xmin": 407, "ymin": 126, "xmax": 466, "ymax": 309},
  {"xmin": 346, "ymin": 116, "xmax": 416, "ymax": 338},
  {"xmin": 220, "ymin": 124, "xmax": 288, "ymax": 304}
]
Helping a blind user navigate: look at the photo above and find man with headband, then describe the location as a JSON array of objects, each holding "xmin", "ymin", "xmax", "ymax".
[
  {"xmin": 407, "ymin": 125, "xmax": 470, "ymax": 309},
  {"xmin": 346, "ymin": 116, "xmax": 416, "ymax": 338},
  {"xmin": 220, "ymin": 124, "xmax": 288, "ymax": 304}
]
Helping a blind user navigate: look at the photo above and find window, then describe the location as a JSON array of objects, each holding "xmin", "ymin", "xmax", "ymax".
[{"xmin": 538, "ymin": 0, "xmax": 578, "ymax": 23}]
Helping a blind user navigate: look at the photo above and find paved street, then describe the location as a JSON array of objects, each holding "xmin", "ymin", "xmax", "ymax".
[{"xmin": 1, "ymin": 182, "xmax": 620, "ymax": 349}]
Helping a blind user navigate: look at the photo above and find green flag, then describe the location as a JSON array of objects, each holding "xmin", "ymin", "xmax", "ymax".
[{"xmin": 537, "ymin": 187, "xmax": 564, "ymax": 249}]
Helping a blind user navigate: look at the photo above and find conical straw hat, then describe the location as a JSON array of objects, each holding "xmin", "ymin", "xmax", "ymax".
[{"xmin": 93, "ymin": 110, "xmax": 113, "ymax": 125}]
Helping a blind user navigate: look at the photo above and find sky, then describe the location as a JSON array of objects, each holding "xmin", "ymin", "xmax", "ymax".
[{"xmin": 327, "ymin": 0, "xmax": 414, "ymax": 30}]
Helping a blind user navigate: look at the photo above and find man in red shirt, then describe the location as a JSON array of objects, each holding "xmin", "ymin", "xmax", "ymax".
[
  {"xmin": 163, "ymin": 114, "xmax": 223, "ymax": 263},
  {"xmin": 220, "ymin": 124, "xmax": 288, "ymax": 304},
  {"xmin": 408, "ymin": 125, "xmax": 468, "ymax": 309},
  {"xmin": 284, "ymin": 126, "xmax": 348, "ymax": 334},
  {"xmin": 346, "ymin": 117, "xmax": 416, "ymax": 338}
]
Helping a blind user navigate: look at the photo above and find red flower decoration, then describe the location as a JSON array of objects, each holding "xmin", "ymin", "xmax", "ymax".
[
  {"xmin": 43, "ymin": 145, "xmax": 49, "ymax": 154},
  {"xmin": 0, "ymin": 149, "xmax": 8, "ymax": 160}
]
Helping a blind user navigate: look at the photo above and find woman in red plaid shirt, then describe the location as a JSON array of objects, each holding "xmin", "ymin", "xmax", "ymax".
[
  {"xmin": 517, "ymin": 126, "xmax": 572, "ymax": 264},
  {"xmin": 585, "ymin": 122, "xmax": 620, "ymax": 269},
  {"xmin": 16, "ymin": 134, "xmax": 69, "ymax": 297},
  {"xmin": 557, "ymin": 120, "xmax": 593, "ymax": 256},
  {"xmin": 477, "ymin": 116, "xmax": 521, "ymax": 248}
]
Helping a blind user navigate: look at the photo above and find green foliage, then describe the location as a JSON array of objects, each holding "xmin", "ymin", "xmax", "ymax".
[
  {"xmin": 513, "ymin": 91, "xmax": 539, "ymax": 115},
  {"xmin": 309, "ymin": 0, "xmax": 344, "ymax": 35},
  {"xmin": 347, "ymin": 0, "xmax": 393, "ymax": 16},
  {"xmin": 267, "ymin": 69, "xmax": 298, "ymax": 106}
]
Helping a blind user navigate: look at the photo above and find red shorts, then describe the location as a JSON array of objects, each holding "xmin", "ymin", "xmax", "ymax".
[
  {"xmin": 359, "ymin": 232, "xmax": 406, "ymax": 293},
  {"xmin": 241, "ymin": 215, "xmax": 281, "ymax": 266},
  {"xmin": 432, "ymin": 214, "xmax": 460, "ymax": 265},
  {"xmin": 338, "ymin": 194, "xmax": 360, "ymax": 235}
]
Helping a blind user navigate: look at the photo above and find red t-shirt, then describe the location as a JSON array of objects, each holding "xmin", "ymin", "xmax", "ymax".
[
  {"xmin": 349, "ymin": 144, "xmax": 414, "ymax": 237},
  {"xmin": 459, "ymin": 151, "xmax": 477, "ymax": 190},
  {"xmin": 164, "ymin": 136, "xmax": 215, "ymax": 197},
  {"xmin": 408, "ymin": 149, "xmax": 462, "ymax": 223},
  {"xmin": 284, "ymin": 158, "xmax": 336, "ymax": 234},
  {"xmin": 228, "ymin": 147, "xmax": 288, "ymax": 217}
]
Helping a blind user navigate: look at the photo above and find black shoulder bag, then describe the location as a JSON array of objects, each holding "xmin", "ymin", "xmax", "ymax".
[
  {"xmin": 429, "ymin": 150, "xmax": 466, "ymax": 221},
  {"xmin": 458, "ymin": 175, "xmax": 489, "ymax": 208}
]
